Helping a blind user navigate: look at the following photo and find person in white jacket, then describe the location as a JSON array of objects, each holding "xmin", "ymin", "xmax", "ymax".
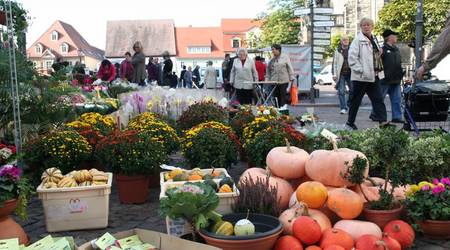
[
  {"xmin": 346, "ymin": 18, "xmax": 388, "ymax": 130},
  {"xmin": 230, "ymin": 48, "xmax": 258, "ymax": 104},
  {"xmin": 204, "ymin": 61, "xmax": 217, "ymax": 89}
]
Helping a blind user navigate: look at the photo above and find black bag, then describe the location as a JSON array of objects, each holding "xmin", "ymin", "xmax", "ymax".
[{"xmin": 404, "ymin": 81, "xmax": 450, "ymax": 122}]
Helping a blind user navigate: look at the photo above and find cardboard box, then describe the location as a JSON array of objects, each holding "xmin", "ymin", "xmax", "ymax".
[{"xmin": 77, "ymin": 228, "xmax": 221, "ymax": 250}]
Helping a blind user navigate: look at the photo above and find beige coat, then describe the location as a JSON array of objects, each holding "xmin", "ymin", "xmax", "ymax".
[
  {"xmin": 348, "ymin": 32, "xmax": 380, "ymax": 82},
  {"xmin": 131, "ymin": 52, "xmax": 147, "ymax": 83},
  {"xmin": 204, "ymin": 66, "xmax": 217, "ymax": 89},
  {"xmin": 230, "ymin": 58, "xmax": 258, "ymax": 90},
  {"xmin": 424, "ymin": 12, "xmax": 450, "ymax": 71},
  {"xmin": 265, "ymin": 54, "xmax": 295, "ymax": 83}
]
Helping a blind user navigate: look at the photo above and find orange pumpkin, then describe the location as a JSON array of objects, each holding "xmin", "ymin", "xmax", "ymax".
[
  {"xmin": 327, "ymin": 188, "xmax": 363, "ymax": 219},
  {"xmin": 333, "ymin": 220, "xmax": 382, "ymax": 241},
  {"xmin": 323, "ymin": 246, "xmax": 345, "ymax": 250},
  {"xmin": 305, "ymin": 148, "xmax": 368, "ymax": 187},
  {"xmin": 274, "ymin": 235, "xmax": 303, "ymax": 250},
  {"xmin": 296, "ymin": 181, "xmax": 328, "ymax": 209},
  {"xmin": 350, "ymin": 184, "xmax": 380, "ymax": 202},
  {"xmin": 383, "ymin": 220, "xmax": 415, "ymax": 249},
  {"xmin": 308, "ymin": 209, "xmax": 332, "ymax": 233},
  {"xmin": 382, "ymin": 234, "xmax": 402, "ymax": 250},
  {"xmin": 279, "ymin": 203, "xmax": 331, "ymax": 234},
  {"xmin": 355, "ymin": 235, "xmax": 385, "ymax": 250},
  {"xmin": 293, "ymin": 216, "xmax": 322, "ymax": 245},
  {"xmin": 305, "ymin": 246, "xmax": 322, "ymax": 250},
  {"xmin": 240, "ymin": 168, "xmax": 293, "ymax": 209},
  {"xmin": 267, "ymin": 141, "xmax": 310, "ymax": 179},
  {"xmin": 320, "ymin": 228, "xmax": 354, "ymax": 250},
  {"xmin": 188, "ymin": 174, "xmax": 203, "ymax": 181}
]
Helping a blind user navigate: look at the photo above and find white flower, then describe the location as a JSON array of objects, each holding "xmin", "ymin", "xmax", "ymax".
[{"xmin": 263, "ymin": 110, "xmax": 271, "ymax": 115}]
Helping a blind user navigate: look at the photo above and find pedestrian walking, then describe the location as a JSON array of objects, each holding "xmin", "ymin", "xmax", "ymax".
[
  {"xmin": 332, "ymin": 35, "xmax": 353, "ymax": 114},
  {"xmin": 179, "ymin": 65, "xmax": 187, "ymax": 88},
  {"xmin": 266, "ymin": 44, "xmax": 295, "ymax": 107},
  {"xmin": 230, "ymin": 48, "xmax": 258, "ymax": 105},
  {"xmin": 346, "ymin": 18, "xmax": 389, "ymax": 130},
  {"xmin": 192, "ymin": 65, "xmax": 201, "ymax": 88},
  {"xmin": 131, "ymin": 41, "xmax": 146, "ymax": 85},
  {"xmin": 204, "ymin": 61, "xmax": 217, "ymax": 89},
  {"xmin": 120, "ymin": 52, "xmax": 134, "ymax": 82},
  {"xmin": 184, "ymin": 66, "xmax": 193, "ymax": 89}
]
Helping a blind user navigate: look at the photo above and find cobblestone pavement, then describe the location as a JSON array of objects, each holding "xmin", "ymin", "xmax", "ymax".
[{"xmin": 16, "ymin": 86, "xmax": 450, "ymax": 249}]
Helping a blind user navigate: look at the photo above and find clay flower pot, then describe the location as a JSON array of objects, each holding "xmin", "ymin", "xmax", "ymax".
[
  {"xmin": 362, "ymin": 204, "xmax": 404, "ymax": 229},
  {"xmin": 148, "ymin": 173, "xmax": 160, "ymax": 188},
  {"xmin": 418, "ymin": 220, "xmax": 450, "ymax": 239},
  {"xmin": 115, "ymin": 175, "xmax": 150, "ymax": 204},
  {"xmin": 199, "ymin": 213, "xmax": 283, "ymax": 250},
  {"xmin": 0, "ymin": 199, "xmax": 29, "ymax": 245}
]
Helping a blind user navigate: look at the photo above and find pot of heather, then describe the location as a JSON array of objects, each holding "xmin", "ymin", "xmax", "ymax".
[
  {"xmin": 96, "ymin": 130, "xmax": 167, "ymax": 204},
  {"xmin": 404, "ymin": 178, "xmax": 450, "ymax": 239}
]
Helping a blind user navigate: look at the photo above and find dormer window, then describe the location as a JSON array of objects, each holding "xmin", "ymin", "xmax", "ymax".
[
  {"xmin": 35, "ymin": 44, "xmax": 42, "ymax": 53},
  {"xmin": 51, "ymin": 31, "xmax": 58, "ymax": 41},
  {"xmin": 232, "ymin": 37, "xmax": 241, "ymax": 48},
  {"xmin": 61, "ymin": 43, "xmax": 69, "ymax": 53}
]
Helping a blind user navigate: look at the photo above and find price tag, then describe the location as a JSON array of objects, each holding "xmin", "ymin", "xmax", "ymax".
[
  {"xmin": 0, "ymin": 239, "xmax": 20, "ymax": 250},
  {"xmin": 95, "ymin": 233, "xmax": 117, "ymax": 250},
  {"xmin": 321, "ymin": 128, "xmax": 338, "ymax": 143},
  {"xmin": 25, "ymin": 235, "xmax": 54, "ymax": 250},
  {"xmin": 118, "ymin": 235, "xmax": 142, "ymax": 248}
]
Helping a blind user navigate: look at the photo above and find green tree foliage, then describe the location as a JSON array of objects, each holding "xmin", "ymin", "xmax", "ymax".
[
  {"xmin": 0, "ymin": 49, "xmax": 35, "ymax": 85},
  {"xmin": 0, "ymin": 0, "xmax": 30, "ymax": 52},
  {"xmin": 259, "ymin": 0, "xmax": 305, "ymax": 46},
  {"xmin": 376, "ymin": 0, "xmax": 450, "ymax": 42}
]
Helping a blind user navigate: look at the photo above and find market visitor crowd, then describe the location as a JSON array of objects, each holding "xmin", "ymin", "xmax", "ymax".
[{"xmin": 76, "ymin": 14, "xmax": 450, "ymax": 130}]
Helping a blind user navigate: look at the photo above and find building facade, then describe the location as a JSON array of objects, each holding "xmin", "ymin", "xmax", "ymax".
[{"xmin": 26, "ymin": 20, "xmax": 104, "ymax": 75}]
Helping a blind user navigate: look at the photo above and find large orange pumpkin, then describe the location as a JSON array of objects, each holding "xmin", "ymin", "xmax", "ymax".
[
  {"xmin": 267, "ymin": 141, "xmax": 309, "ymax": 179},
  {"xmin": 355, "ymin": 234, "xmax": 401, "ymax": 250},
  {"xmin": 327, "ymin": 188, "xmax": 363, "ymax": 219},
  {"xmin": 383, "ymin": 220, "xmax": 415, "ymax": 249},
  {"xmin": 240, "ymin": 168, "xmax": 294, "ymax": 209},
  {"xmin": 293, "ymin": 216, "xmax": 322, "ymax": 245},
  {"xmin": 279, "ymin": 203, "xmax": 331, "ymax": 234},
  {"xmin": 274, "ymin": 235, "xmax": 303, "ymax": 250},
  {"xmin": 382, "ymin": 234, "xmax": 402, "ymax": 250},
  {"xmin": 323, "ymin": 246, "xmax": 345, "ymax": 250},
  {"xmin": 305, "ymin": 246, "xmax": 322, "ymax": 250},
  {"xmin": 350, "ymin": 184, "xmax": 380, "ymax": 202},
  {"xmin": 333, "ymin": 220, "xmax": 382, "ymax": 241},
  {"xmin": 320, "ymin": 228, "xmax": 354, "ymax": 250},
  {"xmin": 296, "ymin": 181, "xmax": 328, "ymax": 208},
  {"xmin": 305, "ymin": 148, "xmax": 368, "ymax": 187}
]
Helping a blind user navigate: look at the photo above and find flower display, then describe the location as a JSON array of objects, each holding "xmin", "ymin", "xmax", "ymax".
[
  {"xmin": 128, "ymin": 112, "xmax": 180, "ymax": 154},
  {"xmin": 404, "ymin": 177, "xmax": 450, "ymax": 221},
  {"xmin": 0, "ymin": 143, "xmax": 16, "ymax": 164},
  {"xmin": 177, "ymin": 101, "xmax": 228, "ymax": 131},
  {"xmin": 242, "ymin": 116, "xmax": 282, "ymax": 146},
  {"xmin": 67, "ymin": 112, "xmax": 115, "ymax": 136},
  {"xmin": 0, "ymin": 164, "xmax": 33, "ymax": 220},
  {"xmin": 229, "ymin": 106, "xmax": 256, "ymax": 139}
]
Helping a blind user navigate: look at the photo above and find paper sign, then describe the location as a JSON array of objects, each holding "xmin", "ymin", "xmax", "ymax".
[
  {"xmin": 95, "ymin": 233, "xmax": 117, "ymax": 250},
  {"xmin": 321, "ymin": 129, "xmax": 338, "ymax": 142},
  {"xmin": 0, "ymin": 239, "xmax": 20, "ymax": 250},
  {"xmin": 118, "ymin": 235, "xmax": 142, "ymax": 248},
  {"xmin": 160, "ymin": 164, "xmax": 184, "ymax": 171},
  {"xmin": 48, "ymin": 238, "xmax": 71, "ymax": 250},
  {"xmin": 26, "ymin": 235, "xmax": 54, "ymax": 250}
]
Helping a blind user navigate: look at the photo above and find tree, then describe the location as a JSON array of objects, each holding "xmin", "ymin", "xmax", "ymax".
[
  {"xmin": 376, "ymin": 0, "xmax": 450, "ymax": 42},
  {"xmin": 0, "ymin": 0, "xmax": 30, "ymax": 53},
  {"xmin": 258, "ymin": 0, "xmax": 305, "ymax": 46}
]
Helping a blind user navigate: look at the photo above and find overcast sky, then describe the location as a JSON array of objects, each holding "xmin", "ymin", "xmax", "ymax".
[{"xmin": 19, "ymin": 0, "xmax": 270, "ymax": 50}]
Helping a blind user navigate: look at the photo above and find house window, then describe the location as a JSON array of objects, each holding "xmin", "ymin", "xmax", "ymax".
[
  {"xmin": 35, "ymin": 44, "xmax": 42, "ymax": 53},
  {"xmin": 51, "ymin": 31, "xmax": 58, "ymax": 41},
  {"xmin": 61, "ymin": 43, "xmax": 68, "ymax": 53},
  {"xmin": 232, "ymin": 38, "xmax": 241, "ymax": 48},
  {"xmin": 187, "ymin": 46, "xmax": 211, "ymax": 54},
  {"xmin": 45, "ymin": 60, "xmax": 53, "ymax": 69},
  {"xmin": 68, "ymin": 61, "xmax": 73, "ymax": 66}
]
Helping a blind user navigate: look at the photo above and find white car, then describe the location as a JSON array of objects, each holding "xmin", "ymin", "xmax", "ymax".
[{"xmin": 315, "ymin": 65, "xmax": 335, "ymax": 85}]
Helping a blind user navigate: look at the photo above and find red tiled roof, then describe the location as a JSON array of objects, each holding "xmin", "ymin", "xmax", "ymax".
[
  {"xmin": 221, "ymin": 18, "xmax": 262, "ymax": 33},
  {"xmin": 27, "ymin": 20, "xmax": 104, "ymax": 60},
  {"xmin": 175, "ymin": 27, "xmax": 224, "ymax": 59}
]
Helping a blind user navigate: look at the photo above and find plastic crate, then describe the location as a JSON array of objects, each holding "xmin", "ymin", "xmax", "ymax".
[{"xmin": 36, "ymin": 173, "xmax": 112, "ymax": 232}]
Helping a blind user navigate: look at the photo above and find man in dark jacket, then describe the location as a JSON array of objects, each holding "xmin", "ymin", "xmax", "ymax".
[
  {"xmin": 162, "ymin": 51, "xmax": 173, "ymax": 86},
  {"xmin": 146, "ymin": 57, "xmax": 159, "ymax": 83},
  {"xmin": 179, "ymin": 65, "xmax": 187, "ymax": 88},
  {"xmin": 192, "ymin": 65, "xmax": 201, "ymax": 88},
  {"xmin": 374, "ymin": 29, "xmax": 404, "ymax": 123}
]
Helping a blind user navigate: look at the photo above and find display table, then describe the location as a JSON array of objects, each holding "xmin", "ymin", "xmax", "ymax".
[{"xmin": 245, "ymin": 81, "xmax": 282, "ymax": 107}]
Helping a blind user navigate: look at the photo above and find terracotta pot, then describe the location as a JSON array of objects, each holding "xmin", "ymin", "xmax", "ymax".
[
  {"xmin": 362, "ymin": 204, "xmax": 404, "ymax": 229},
  {"xmin": 199, "ymin": 213, "xmax": 283, "ymax": 250},
  {"xmin": 418, "ymin": 220, "xmax": 450, "ymax": 240},
  {"xmin": 148, "ymin": 173, "xmax": 160, "ymax": 188},
  {"xmin": 0, "ymin": 199, "xmax": 29, "ymax": 245},
  {"xmin": 115, "ymin": 175, "xmax": 150, "ymax": 204}
]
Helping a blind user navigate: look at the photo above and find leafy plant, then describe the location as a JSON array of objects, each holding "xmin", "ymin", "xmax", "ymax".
[
  {"xmin": 107, "ymin": 84, "xmax": 136, "ymax": 98},
  {"xmin": 0, "ymin": 164, "xmax": 33, "ymax": 220},
  {"xmin": 233, "ymin": 174, "xmax": 281, "ymax": 217},
  {"xmin": 229, "ymin": 106, "xmax": 255, "ymax": 139},
  {"xmin": 342, "ymin": 156, "xmax": 368, "ymax": 186},
  {"xmin": 95, "ymin": 130, "xmax": 168, "ymax": 176},
  {"xmin": 177, "ymin": 101, "xmax": 228, "ymax": 131}
]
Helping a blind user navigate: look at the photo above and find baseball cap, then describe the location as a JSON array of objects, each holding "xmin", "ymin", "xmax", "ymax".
[{"xmin": 382, "ymin": 29, "xmax": 399, "ymax": 38}]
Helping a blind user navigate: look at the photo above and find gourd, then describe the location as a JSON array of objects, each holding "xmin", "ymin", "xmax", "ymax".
[
  {"xmin": 41, "ymin": 167, "xmax": 63, "ymax": 184},
  {"xmin": 327, "ymin": 188, "xmax": 363, "ymax": 219},
  {"xmin": 279, "ymin": 203, "xmax": 331, "ymax": 235},
  {"xmin": 274, "ymin": 235, "xmax": 303, "ymax": 250},
  {"xmin": 204, "ymin": 179, "xmax": 218, "ymax": 191},
  {"xmin": 305, "ymin": 246, "xmax": 322, "ymax": 250},
  {"xmin": 355, "ymin": 234, "xmax": 401, "ymax": 250},
  {"xmin": 323, "ymin": 246, "xmax": 345, "ymax": 250},
  {"xmin": 218, "ymin": 184, "xmax": 232, "ymax": 193},
  {"xmin": 188, "ymin": 174, "xmax": 203, "ymax": 181},
  {"xmin": 293, "ymin": 216, "xmax": 322, "ymax": 245},
  {"xmin": 57, "ymin": 176, "xmax": 77, "ymax": 188},
  {"xmin": 73, "ymin": 169, "xmax": 92, "ymax": 183},
  {"xmin": 319, "ymin": 228, "xmax": 354, "ymax": 250},
  {"xmin": 213, "ymin": 221, "xmax": 234, "ymax": 236},
  {"xmin": 296, "ymin": 181, "xmax": 328, "ymax": 208},
  {"xmin": 43, "ymin": 182, "xmax": 58, "ymax": 189},
  {"xmin": 219, "ymin": 177, "xmax": 234, "ymax": 187},
  {"xmin": 333, "ymin": 220, "xmax": 382, "ymax": 241},
  {"xmin": 383, "ymin": 220, "xmax": 415, "ymax": 249},
  {"xmin": 266, "ymin": 139, "xmax": 309, "ymax": 179}
]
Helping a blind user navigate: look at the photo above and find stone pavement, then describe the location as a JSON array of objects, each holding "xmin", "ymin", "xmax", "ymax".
[{"xmin": 16, "ymin": 86, "xmax": 450, "ymax": 249}]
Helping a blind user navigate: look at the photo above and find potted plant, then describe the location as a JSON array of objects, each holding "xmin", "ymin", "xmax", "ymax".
[
  {"xmin": 96, "ymin": 130, "xmax": 168, "ymax": 203},
  {"xmin": 229, "ymin": 105, "xmax": 255, "ymax": 140},
  {"xmin": 0, "ymin": 164, "xmax": 33, "ymax": 245},
  {"xmin": 182, "ymin": 122, "xmax": 240, "ymax": 169},
  {"xmin": 359, "ymin": 127, "xmax": 410, "ymax": 228},
  {"xmin": 159, "ymin": 182, "xmax": 222, "ymax": 242},
  {"xmin": 177, "ymin": 101, "xmax": 228, "ymax": 131},
  {"xmin": 404, "ymin": 178, "xmax": 450, "ymax": 239}
]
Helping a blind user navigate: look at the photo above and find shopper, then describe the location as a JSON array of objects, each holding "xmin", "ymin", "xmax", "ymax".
[
  {"xmin": 230, "ymin": 48, "xmax": 258, "ymax": 105},
  {"xmin": 131, "ymin": 41, "xmax": 146, "ymax": 85},
  {"xmin": 97, "ymin": 59, "xmax": 116, "ymax": 83},
  {"xmin": 346, "ymin": 18, "xmax": 389, "ymax": 130},
  {"xmin": 255, "ymin": 56, "xmax": 266, "ymax": 82},
  {"xmin": 332, "ymin": 35, "xmax": 353, "ymax": 114},
  {"xmin": 162, "ymin": 51, "xmax": 173, "ymax": 86},
  {"xmin": 192, "ymin": 65, "xmax": 201, "ymax": 88},
  {"xmin": 146, "ymin": 57, "xmax": 159, "ymax": 83},
  {"xmin": 204, "ymin": 61, "xmax": 217, "ymax": 89},
  {"xmin": 179, "ymin": 65, "xmax": 187, "ymax": 88},
  {"xmin": 266, "ymin": 44, "xmax": 295, "ymax": 107},
  {"xmin": 120, "ymin": 52, "xmax": 134, "ymax": 82},
  {"xmin": 184, "ymin": 66, "xmax": 193, "ymax": 89}
]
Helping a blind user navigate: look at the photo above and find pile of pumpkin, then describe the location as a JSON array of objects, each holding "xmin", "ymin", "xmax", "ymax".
[
  {"xmin": 40, "ymin": 167, "xmax": 109, "ymax": 188},
  {"xmin": 163, "ymin": 168, "xmax": 234, "ymax": 193},
  {"xmin": 239, "ymin": 143, "xmax": 414, "ymax": 250}
]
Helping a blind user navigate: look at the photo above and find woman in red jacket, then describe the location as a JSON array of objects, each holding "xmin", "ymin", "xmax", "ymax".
[{"xmin": 97, "ymin": 59, "xmax": 116, "ymax": 83}]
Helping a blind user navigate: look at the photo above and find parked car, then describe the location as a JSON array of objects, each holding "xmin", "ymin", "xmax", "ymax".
[{"xmin": 314, "ymin": 65, "xmax": 335, "ymax": 85}]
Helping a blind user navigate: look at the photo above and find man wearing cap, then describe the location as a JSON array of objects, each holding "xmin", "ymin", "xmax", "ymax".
[{"xmin": 378, "ymin": 29, "xmax": 404, "ymax": 123}]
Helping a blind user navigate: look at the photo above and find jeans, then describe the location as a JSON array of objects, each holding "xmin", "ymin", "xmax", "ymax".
[
  {"xmin": 380, "ymin": 83, "xmax": 402, "ymax": 120},
  {"xmin": 347, "ymin": 80, "xmax": 387, "ymax": 124},
  {"xmin": 336, "ymin": 74, "xmax": 353, "ymax": 110}
]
